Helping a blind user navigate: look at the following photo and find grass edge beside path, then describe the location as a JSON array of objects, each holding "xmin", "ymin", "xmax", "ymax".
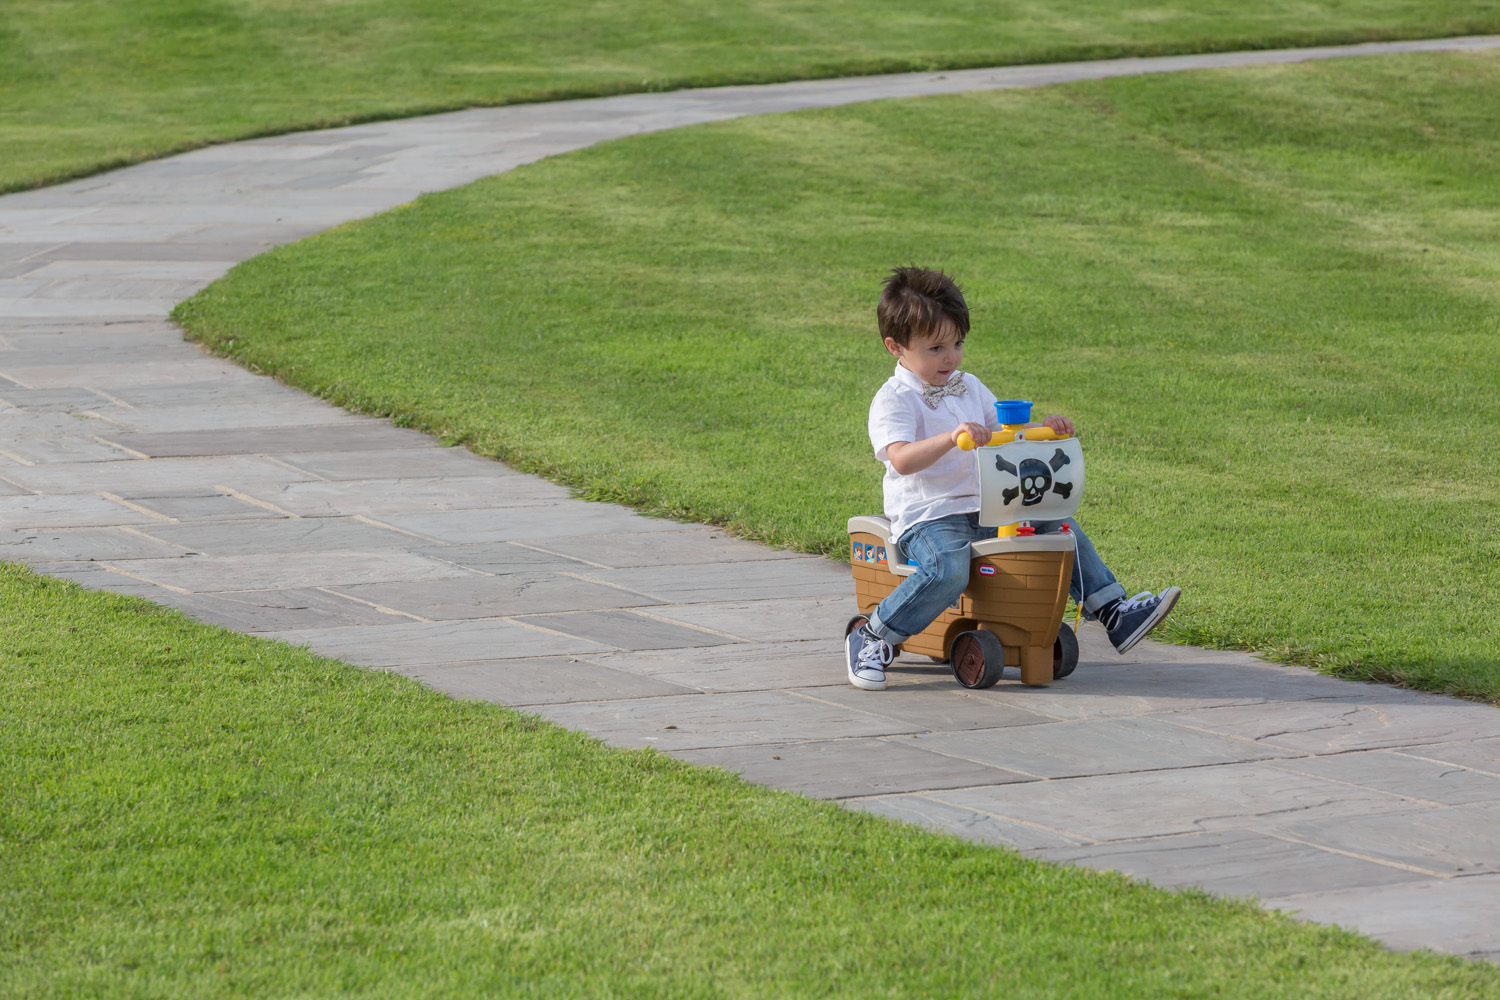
[
  {"xmin": 2, "ymin": 27, "xmax": 1479, "ymax": 192},
  {"xmin": 5, "ymin": 561, "xmax": 1500, "ymax": 996}
]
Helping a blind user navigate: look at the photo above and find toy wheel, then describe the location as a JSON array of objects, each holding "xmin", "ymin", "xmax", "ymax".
[
  {"xmin": 950, "ymin": 630, "xmax": 1005, "ymax": 690},
  {"xmin": 1053, "ymin": 622, "xmax": 1079, "ymax": 679}
]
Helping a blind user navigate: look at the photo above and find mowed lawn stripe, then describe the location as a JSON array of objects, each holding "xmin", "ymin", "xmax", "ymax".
[{"xmin": 5, "ymin": 0, "xmax": 1500, "ymax": 191}]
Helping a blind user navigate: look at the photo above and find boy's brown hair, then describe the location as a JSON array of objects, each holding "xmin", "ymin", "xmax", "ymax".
[{"xmin": 876, "ymin": 266, "xmax": 970, "ymax": 347}]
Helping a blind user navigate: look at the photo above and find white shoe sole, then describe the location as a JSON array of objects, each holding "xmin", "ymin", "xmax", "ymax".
[
  {"xmin": 1113, "ymin": 586, "xmax": 1181, "ymax": 654},
  {"xmin": 848, "ymin": 667, "xmax": 888, "ymax": 691}
]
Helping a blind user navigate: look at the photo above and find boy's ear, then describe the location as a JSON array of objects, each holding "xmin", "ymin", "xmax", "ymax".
[{"xmin": 883, "ymin": 336, "xmax": 903, "ymax": 357}]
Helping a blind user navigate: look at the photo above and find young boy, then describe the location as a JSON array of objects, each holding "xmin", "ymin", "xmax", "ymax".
[{"xmin": 847, "ymin": 266, "xmax": 1179, "ymax": 691}]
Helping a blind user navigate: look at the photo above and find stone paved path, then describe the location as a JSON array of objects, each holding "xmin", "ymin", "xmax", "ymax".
[{"xmin": 5, "ymin": 36, "xmax": 1500, "ymax": 964}]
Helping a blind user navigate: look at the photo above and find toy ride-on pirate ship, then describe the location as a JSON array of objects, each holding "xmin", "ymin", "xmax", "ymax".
[{"xmin": 846, "ymin": 400, "xmax": 1086, "ymax": 688}]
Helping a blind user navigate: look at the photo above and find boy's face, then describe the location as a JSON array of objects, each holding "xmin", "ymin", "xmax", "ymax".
[{"xmin": 885, "ymin": 323, "xmax": 964, "ymax": 387}]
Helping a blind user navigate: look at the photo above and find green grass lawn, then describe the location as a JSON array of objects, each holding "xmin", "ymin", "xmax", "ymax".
[
  {"xmin": 5, "ymin": 562, "xmax": 1498, "ymax": 997},
  {"xmin": 176, "ymin": 51, "xmax": 1500, "ymax": 704},
  {"xmin": 4, "ymin": 0, "xmax": 1500, "ymax": 193}
]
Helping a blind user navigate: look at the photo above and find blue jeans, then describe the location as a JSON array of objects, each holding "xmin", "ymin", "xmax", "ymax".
[{"xmin": 867, "ymin": 512, "xmax": 1126, "ymax": 644}]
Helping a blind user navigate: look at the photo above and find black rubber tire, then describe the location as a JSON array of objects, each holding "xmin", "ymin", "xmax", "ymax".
[
  {"xmin": 950, "ymin": 630, "xmax": 1006, "ymax": 689},
  {"xmin": 1053, "ymin": 621, "xmax": 1080, "ymax": 679}
]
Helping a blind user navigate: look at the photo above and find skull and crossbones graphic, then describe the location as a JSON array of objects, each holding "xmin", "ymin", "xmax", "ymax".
[{"xmin": 997, "ymin": 448, "xmax": 1075, "ymax": 507}]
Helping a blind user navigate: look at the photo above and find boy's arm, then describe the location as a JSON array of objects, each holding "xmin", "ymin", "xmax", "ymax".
[{"xmin": 885, "ymin": 422, "xmax": 991, "ymax": 475}]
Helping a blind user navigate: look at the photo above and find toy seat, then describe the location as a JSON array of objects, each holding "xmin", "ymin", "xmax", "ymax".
[{"xmin": 847, "ymin": 515, "xmax": 1077, "ymax": 686}]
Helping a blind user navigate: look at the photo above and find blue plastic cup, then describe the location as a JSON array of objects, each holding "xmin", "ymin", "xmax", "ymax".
[{"xmin": 995, "ymin": 400, "xmax": 1033, "ymax": 425}]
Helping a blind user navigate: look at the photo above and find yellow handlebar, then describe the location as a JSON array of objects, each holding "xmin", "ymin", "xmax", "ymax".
[{"xmin": 957, "ymin": 425, "xmax": 1070, "ymax": 451}]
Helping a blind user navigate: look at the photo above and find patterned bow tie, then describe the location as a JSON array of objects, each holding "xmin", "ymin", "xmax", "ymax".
[{"xmin": 919, "ymin": 373, "xmax": 968, "ymax": 409}]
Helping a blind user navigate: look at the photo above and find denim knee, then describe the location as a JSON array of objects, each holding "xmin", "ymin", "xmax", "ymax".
[{"xmin": 923, "ymin": 547, "xmax": 971, "ymax": 604}]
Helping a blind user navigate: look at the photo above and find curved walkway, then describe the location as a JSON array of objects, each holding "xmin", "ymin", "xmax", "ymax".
[{"xmin": 5, "ymin": 36, "xmax": 1500, "ymax": 963}]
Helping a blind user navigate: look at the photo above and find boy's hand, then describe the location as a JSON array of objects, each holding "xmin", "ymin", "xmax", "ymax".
[
  {"xmin": 1041, "ymin": 414, "xmax": 1075, "ymax": 437},
  {"xmin": 952, "ymin": 423, "xmax": 991, "ymax": 448}
]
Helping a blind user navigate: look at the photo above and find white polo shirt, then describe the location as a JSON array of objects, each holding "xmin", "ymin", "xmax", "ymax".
[{"xmin": 868, "ymin": 363, "xmax": 1001, "ymax": 545}]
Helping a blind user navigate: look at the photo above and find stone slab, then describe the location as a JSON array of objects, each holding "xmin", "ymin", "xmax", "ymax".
[
  {"xmin": 679, "ymin": 738, "xmax": 1033, "ymax": 799},
  {"xmin": 955, "ymin": 655, "xmax": 1421, "ymax": 721},
  {"xmin": 515, "ymin": 610, "xmax": 731, "ymax": 651},
  {"xmin": 1263, "ymin": 875, "xmax": 1500, "ymax": 960},
  {"xmin": 269, "ymin": 618, "xmax": 615, "ymax": 666},
  {"xmin": 1400, "ymin": 738, "xmax": 1500, "ymax": 776},
  {"xmin": 531, "ymin": 528, "xmax": 808, "ymax": 569},
  {"xmin": 923, "ymin": 762, "xmax": 1416, "ymax": 842},
  {"xmin": 393, "ymin": 655, "xmax": 694, "ymax": 705},
  {"xmin": 103, "ymin": 402, "xmax": 368, "ymax": 434},
  {"xmin": 0, "ymin": 387, "xmax": 120, "ymax": 410},
  {"xmin": 117, "ymin": 488, "xmax": 288, "ymax": 522},
  {"xmin": 0, "ymin": 493, "xmax": 151, "ymax": 528},
  {"xmin": 1030, "ymin": 829, "xmax": 1432, "ymax": 899},
  {"xmin": 376, "ymin": 504, "xmax": 693, "ymax": 544},
  {"xmin": 412, "ymin": 541, "xmax": 602, "ymax": 575},
  {"xmin": 587, "ymin": 639, "xmax": 848, "ymax": 692},
  {"xmin": 0, "ymin": 434, "xmax": 139, "ymax": 465},
  {"xmin": 237, "ymin": 476, "xmax": 570, "ymax": 516},
  {"xmin": 908, "ymin": 717, "xmax": 1295, "ymax": 780},
  {"xmin": 32, "ymin": 243, "xmax": 268, "ymax": 263},
  {"xmin": 98, "ymin": 422, "xmax": 430, "ymax": 458},
  {"xmin": 846, "ymin": 794, "xmax": 1083, "ymax": 851},
  {"xmin": 0, "ymin": 299, "xmax": 182, "ymax": 320},
  {"xmin": 328, "ymin": 574, "xmax": 663, "ymax": 619},
  {"xmin": 0, "ymin": 526, "xmax": 192, "ymax": 561},
  {"xmin": 104, "ymin": 549, "xmax": 474, "ymax": 592},
  {"xmin": 158, "ymin": 587, "xmax": 419, "ymax": 632},
  {"xmin": 534, "ymin": 690, "xmax": 925, "ymax": 751},
  {"xmin": 25, "ymin": 260, "xmax": 232, "ymax": 281},
  {"xmin": 808, "ymin": 685, "xmax": 1059, "ymax": 734},
  {"xmin": 2, "ymin": 326, "xmax": 184, "ymax": 351},
  {"xmin": 132, "ymin": 517, "xmax": 421, "ymax": 556},
  {"xmin": 24, "ymin": 561, "xmax": 177, "ymax": 598},
  {"xmin": 23, "ymin": 278, "xmax": 206, "ymax": 301},
  {"xmin": 3, "ymin": 410, "xmax": 130, "ymax": 434},
  {"xmin": 1272, "ymin": 802, "xmax": 1500, "ymax": 876},
  {"xmin": 1266, "ymin": 750, "xmax": 1500, "ymax": 806},
  {"xmin": 0, "ymin": 223, "xmax": 194, "ymax": 243},
  {"xmin": 272, "ymin": 447, "xmax": 502, "ymax": 480},
  {"xmin": 95, "ymin": 378, "xmax": 316, "ymax": 408},
  {"xmin": 4, "ymin": 456, "xmax": 317, "ymax": 494},
  {"xmin": 1161, "ymin": 698, "xmax": 1500, "ymax": 754},
  {"xmin": 645, "ymin": 596, "xmax": 854, "ymax": 643},
  {"xmin": 580, "ymin": 558, "xmax": 853, "ymax": 602}
]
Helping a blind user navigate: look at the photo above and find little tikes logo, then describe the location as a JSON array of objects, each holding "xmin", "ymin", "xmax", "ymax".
[{"xmin": 978, "ymin": 565, "xmax": 996, "ymax": 576}]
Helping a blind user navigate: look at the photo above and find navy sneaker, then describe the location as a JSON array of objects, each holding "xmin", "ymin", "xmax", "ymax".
[
  {"xmin": 846, "ymin": 624, "xmax": 893, "ymax": 690},
  {"xmin": 1106, "ymin": 588, "xmax": 1181, "ymax": 654}
]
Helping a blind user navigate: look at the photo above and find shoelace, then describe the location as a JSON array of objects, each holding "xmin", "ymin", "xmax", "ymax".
[
  {"xmin": 858, "ymin": 634, "xmax": 893, "ymax": 672},
  {"xmin": 1117, "ymin": 591, "xmax": 1156, "ymax": 614}
]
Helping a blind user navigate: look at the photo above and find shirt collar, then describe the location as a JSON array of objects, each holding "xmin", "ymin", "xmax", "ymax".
[
  {"xmin": 892, "ymin": 361, "xmax": 931, "ymax": 392},
  {"xmin": 892, "ymin": 362, "xmax": 962, "ymax": 393}
]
